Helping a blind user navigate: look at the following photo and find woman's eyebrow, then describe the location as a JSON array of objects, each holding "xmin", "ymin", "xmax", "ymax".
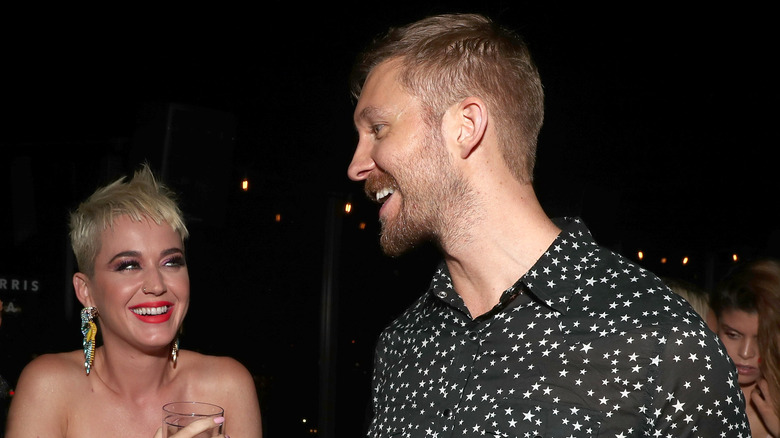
[
  {"xmin": 721, "ymin": 323, "xmax": 742, "ymax": 334},
  {"xmin": 107, "ymin": 248, "xmax": 183, "ymax": 263},
  {"xmin": 108, "ymin": 250, "xmax": 140, "ymax": 263},
  {"xmin": 161, "ymin": 248, "xmax": 185, "ymax": 257}
]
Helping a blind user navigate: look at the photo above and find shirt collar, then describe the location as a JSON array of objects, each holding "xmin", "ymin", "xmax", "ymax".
[
  {"xmin": 428, "ymin": 217, "xmax": 599, "ymax": 315},
  {"xmin": 519, "ymin": 217, "xmax": 600, "ymax": 314}
]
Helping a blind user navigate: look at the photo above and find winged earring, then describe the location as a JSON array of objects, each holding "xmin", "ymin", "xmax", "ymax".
[{"xmin": 81, "ymin": 306, "xmax": 98, "ymax": 375}]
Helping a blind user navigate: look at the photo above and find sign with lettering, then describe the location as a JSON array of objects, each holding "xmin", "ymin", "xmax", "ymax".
[{"xmin": 0, "ymin": 276, "xmax": 40, "ymax": 292}]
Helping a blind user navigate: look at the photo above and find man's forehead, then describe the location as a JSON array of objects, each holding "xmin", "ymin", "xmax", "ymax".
[{"xmin": 353, "ymin": 62, "xmax": 414, "ymax": 124}]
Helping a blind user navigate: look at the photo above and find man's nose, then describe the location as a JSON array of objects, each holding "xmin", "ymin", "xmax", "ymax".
[{"xmin": 348, "ymin": 140, "xmax": 376, "ymax": 181}]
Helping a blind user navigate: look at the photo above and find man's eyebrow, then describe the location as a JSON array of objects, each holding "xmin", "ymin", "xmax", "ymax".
[{"xmin": 355, "ymin": 106, "xmax": 386, "ymax": 124}]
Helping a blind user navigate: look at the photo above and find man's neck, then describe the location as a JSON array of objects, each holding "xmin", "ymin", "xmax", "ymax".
[{"xmin": 440, "ymin": 186, "xmax": 560, "ymax": 318}]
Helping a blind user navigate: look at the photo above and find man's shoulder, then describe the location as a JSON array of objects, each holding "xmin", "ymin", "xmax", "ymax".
[
  {"xmin": 573, "ymin": 247, "xmax": 682, "ymax": 306},
  {"xmin": 558, "ymin": 245, "xmax": 715, "ymax": 335}
]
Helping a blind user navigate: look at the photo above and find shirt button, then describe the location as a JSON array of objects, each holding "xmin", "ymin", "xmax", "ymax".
[
  {"xmin": 468, "ymin": 331, "xmax": 479, "ymax": 341},
  {"xmin": 436, "ymin": 291, "xmax": 447, "ymax": 299},
  {"xmin": 442, "ymin": 408, "xmax": 452, "ymax": 417}
]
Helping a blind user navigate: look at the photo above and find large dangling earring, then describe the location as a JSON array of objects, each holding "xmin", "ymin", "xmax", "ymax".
[
  {"xmin": 170, "ymin": 336, "xmax": 180, "ymax": 368},
  {"xmin": 80, "ymin": 307, "xmax": 98, "ymax": 375}
]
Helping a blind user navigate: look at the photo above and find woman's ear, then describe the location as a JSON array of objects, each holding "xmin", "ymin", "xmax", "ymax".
[
  {"xmin": 73, "ymin": 273, "xmax": 93, "ymax": 308},
  {"xmin": 443, "ymin": 97, "xmax": 488, "ymax": 159}
]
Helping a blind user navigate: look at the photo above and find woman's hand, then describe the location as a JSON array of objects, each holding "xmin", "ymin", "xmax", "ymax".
[
  {"xmin": 153, "ymin": 416, "xmax": 228, "ymax": 438},
  {"xmin": 752, "ymin": 378, "xmax": 779, "ymax": 438}
]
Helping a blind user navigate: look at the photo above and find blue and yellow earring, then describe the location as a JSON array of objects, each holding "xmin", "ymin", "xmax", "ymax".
[{"xmin": 81, "ymin": 306, "xmax": 98, "ymax": 375}]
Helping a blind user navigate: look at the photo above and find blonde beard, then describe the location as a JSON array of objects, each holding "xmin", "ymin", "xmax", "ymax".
[{"xmin": 377, "ymin": 134, "xmax": 478, "ymax": 257}]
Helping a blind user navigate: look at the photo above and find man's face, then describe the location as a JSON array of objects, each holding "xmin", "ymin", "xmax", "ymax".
[{"xmin": 348, "ymin": 61, "xmax": 471, "ymax": 256}]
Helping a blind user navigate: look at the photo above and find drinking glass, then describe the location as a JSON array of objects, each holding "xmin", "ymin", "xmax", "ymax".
[{"xmin": 162, "ymin": 401, "xmax": 224, "ymax": 437}]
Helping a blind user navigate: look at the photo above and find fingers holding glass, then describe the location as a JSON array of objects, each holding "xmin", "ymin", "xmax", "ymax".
[{"xmin": 162, "ymin": 402, "xmax": 225, "ymax": 438}]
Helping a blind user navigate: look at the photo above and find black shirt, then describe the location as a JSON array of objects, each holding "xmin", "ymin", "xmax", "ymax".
[{"xmin": 367, "ymin": 218, "xmax": 750, "ymax": 437}]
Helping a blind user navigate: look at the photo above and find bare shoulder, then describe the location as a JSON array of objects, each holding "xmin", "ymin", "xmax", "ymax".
[
  {"xmin": 175, "ymin": 351, "xmax": 263, "ymax": 436},
  {"xmin": 15, "ymin": 350, "xmax": 83, "ymax": 390},
  {"xmin": 178, "ymin": 350, "xmax": 256, "ymax": 390},
  {"xmin": 5, "ymin": 351, "xmax": 84, "ymax": 437},
  {"xmin": 181, "ymin": 350, "xmax": 251, "ymax": 372}
]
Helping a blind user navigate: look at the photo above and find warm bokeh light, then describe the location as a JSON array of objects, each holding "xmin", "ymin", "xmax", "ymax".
[
  {"xmin": 275, "ymin": 213, "xmax": 281, "ymax": 222},
  {"xmin": 660, "ymin": 258, "xmax": 667, "ymax": 264},
  {"xmin": 344, "ymin": 202, "xmax": 352, "ymax": 213},
  {"xmin": 637, "ymin": 251, "xmax": 644, "ymax": 260},
  {"xmin": 732, "ymin": 253, "xmax": 739, "ymax": 262},
  {"xmin": 359, "ymin": 222, "xmax": 366, "ymax": 230},
  {"xmin": 682, "ymin": 256, "xmax": 689, "ymax": 265},
  {"xmin": 241, "ymin": 178, "xmax": 249, "ymax": 191}
]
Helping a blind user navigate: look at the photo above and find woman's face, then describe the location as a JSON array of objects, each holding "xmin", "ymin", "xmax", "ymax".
[
  {"xmin": 718, "ymin": 309, "xmax": 761, "ymax": 386},
  {"xmin": 85, "ymin": 214, "xmax": 189, "ymax": 353}
]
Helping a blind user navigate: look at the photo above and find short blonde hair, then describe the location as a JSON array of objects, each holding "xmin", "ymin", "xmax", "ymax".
[
  {"xmin": 69, "ymin": 164, "xmax": 188, "ymax": 276},
  {"xmin": 664, "ymin": 277, "xmax": 711, "ymax": 321},
  {"xmin": 350, "ymin": 13, "xmax": 544, "ymax": 183}
]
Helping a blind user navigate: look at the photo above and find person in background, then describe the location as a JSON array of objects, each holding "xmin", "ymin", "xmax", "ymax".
[
  {"xmin": 347, "ymin": 12, "xmax": 749, "ymax": 437},
  {"xmin": 5, "ymin": 164, "xmax": 262, "ymax": 437},
  {"xmin": 664, "ymin": 276, "xmax": 718, "ymax": 331},
  {"xmin": 711, "ymin": 258, "xmax": 780, "ymax": 438},
  {"xmin": 756, "ymin": 259, "xmax": 780, "ymax": 436}
]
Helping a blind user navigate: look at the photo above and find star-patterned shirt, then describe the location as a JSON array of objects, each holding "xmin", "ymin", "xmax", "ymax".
[{"xmin": 367, "ymin": 218, "xmax": 750, "ymax": 437}]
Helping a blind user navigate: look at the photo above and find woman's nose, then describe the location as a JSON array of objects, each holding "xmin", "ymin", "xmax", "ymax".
[
  {"xmin": 142, "ymin": 268, "xmax": 167, "ymax": 295},
  {"xmin": 738, "ymin": 338, "xmax": 757, "ymax": 359}
]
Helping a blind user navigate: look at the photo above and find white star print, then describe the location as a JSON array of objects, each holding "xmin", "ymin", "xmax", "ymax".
[{"xmin": 367, "ymin": 218, "xmax": 749, "ymax": 437}]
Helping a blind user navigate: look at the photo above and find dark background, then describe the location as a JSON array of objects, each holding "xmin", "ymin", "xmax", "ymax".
[{"xmin": 1, "ymin": 3, "xmax": 776, "ymax": 437}]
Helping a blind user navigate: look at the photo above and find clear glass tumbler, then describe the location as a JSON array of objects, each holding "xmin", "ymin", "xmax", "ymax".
[{"xmin": 162, "ymin": 401, "xmax": 224, "ymax": 437}]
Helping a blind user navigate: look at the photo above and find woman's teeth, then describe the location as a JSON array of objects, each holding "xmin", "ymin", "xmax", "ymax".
[{"xmin": 131, "ymin": 306, "xmax": 169, "ymax": 316}]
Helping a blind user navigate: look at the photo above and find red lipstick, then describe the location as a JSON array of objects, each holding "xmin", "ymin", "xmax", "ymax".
[{"xmin": 129, "ymin": 301, "xmax": 174, "ymax": 323}]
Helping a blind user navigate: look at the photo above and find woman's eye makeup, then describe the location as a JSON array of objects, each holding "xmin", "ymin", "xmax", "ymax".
[
  {"xmin": 108, "ymin": 250, "xmax": 185, "ymax": 271},
  {"xmin": 164, "ymin": 255, "xmax": 186, "ymax": 267},
  {"xmin": 114, "ymin": 259, "xmax": 140, "ymax": 271}
]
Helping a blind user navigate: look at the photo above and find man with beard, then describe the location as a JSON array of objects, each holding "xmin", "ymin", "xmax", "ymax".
[{"xmin": 347, "ymin": 13, "xmax": 750, "ymax": 437}]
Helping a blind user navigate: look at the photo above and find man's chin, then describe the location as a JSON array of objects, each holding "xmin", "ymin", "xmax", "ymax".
[
  {"xmin": 380, "ymin": 245, "xmax": 408, "ymax": 258},
  {"xmin": 379, "ymin": 232, "xmax": 408, "ymax": 258},
  {"xmin": 379, "ymin": 225, "xmax": 430, "ymax": 258}
]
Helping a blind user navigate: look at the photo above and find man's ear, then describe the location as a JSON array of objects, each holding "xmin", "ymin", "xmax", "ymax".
[
  {"xmin": 73, "ymin": 272, "xmax": 93, "ymax": 308},
  {"xmin": 444, "ymin": 97, "xmax": 488, "ymax": 159}
]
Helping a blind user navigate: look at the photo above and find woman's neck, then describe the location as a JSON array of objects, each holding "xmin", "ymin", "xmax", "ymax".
[{"xmin": 91, "ymin": 345, "xmax": 174, "ymax": 401}]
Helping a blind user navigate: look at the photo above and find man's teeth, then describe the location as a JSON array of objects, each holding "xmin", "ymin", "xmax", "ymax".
[
  {"xmin": 131, "ymin": 306, "xmax": 169, "ymax": 316},
  {"xmin": 376, "ymin": 187, "xmax": 395, "ymax": 202}
]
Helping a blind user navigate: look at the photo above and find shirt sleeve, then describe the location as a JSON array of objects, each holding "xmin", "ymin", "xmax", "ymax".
[{"xmin": 646, "ymin": 319, "xmax": 751, "ymax": 437}]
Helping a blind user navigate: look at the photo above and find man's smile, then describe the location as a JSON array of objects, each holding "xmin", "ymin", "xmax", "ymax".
[{"xmin": 375, "ymin": 187, "xmax": 395, "ymax": 203}]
